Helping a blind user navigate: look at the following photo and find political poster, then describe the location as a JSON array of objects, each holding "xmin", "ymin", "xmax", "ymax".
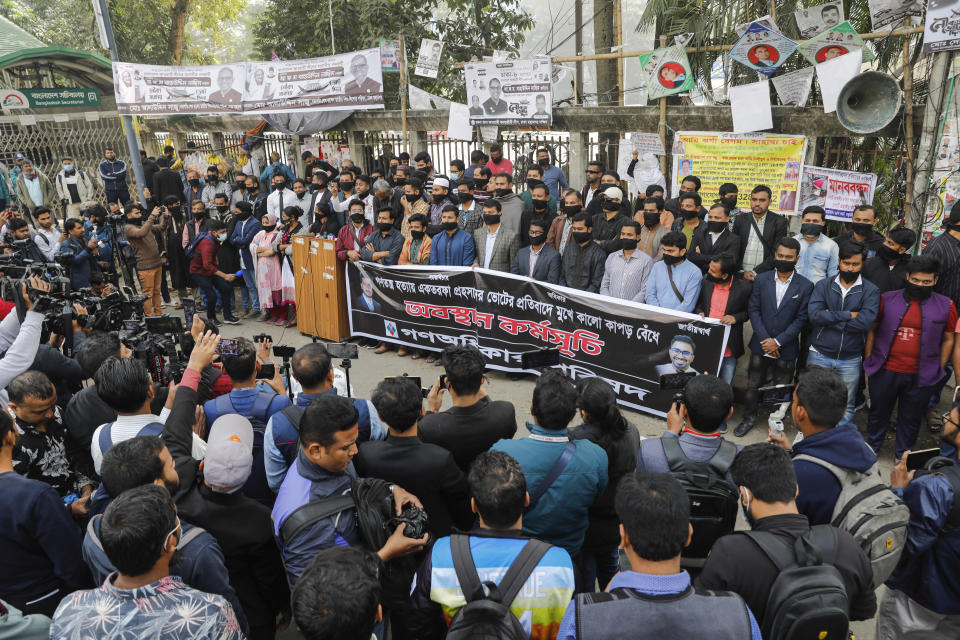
[
  {"xmin": 346, "ymin": 262, "xmax": 730, "ymax": 416},
  {"xmin": 923, "ymin": 0, "xmax": 960, "ymax": 54},
  {"xmin": 670, "ymin": 132, "xmax": 807, "ymax": 214},
  {"xmin": 112, "ymin": 62, "xmax": 248, "ymax": 114},
  {"xmin": 414, "ymin": 38, "xmax": 443, "ymax": 79},
  {"xmin": 244, "ymin": 50, "xmax": 384, "ymax": 113},
  {"xmin": 113, "ymin": 49, "xmax": 384, "ymax": 115},
  {"xmin": 735, "ymin": 14, "xmax": 780, "ymax": 38},
  {"xmin": 797, "ymin": 21, "xmax": 875, "ymax": 65},
  {"xmin": 730, "ymin": 21, "xmax": 798, "ymax": 77},
  {"xmin": 922, "ymin": 57, "xmax": 960, "ymax": 246},
  {"xmin": 638, "ymin": 45, "xmax": 695, "ymax": 100},
  {"xmin": 379, "ymin": 39, "xmax": 402, "ymax": 72},
  {"xmin": 794, "ymin": 2, "xmax": 844, "ymax": 38},
  {"xmin": 798, "ymin": 165, "xmax": 878, "ymax": 221},
  {"xmin": 868, "ymin": 0, "xmax": 923, "ymax": 31},
  {"xmin": 465, "ymin": 58, "xmax": 553, "ymax": 126},
  {"xmin": 771, "ymin": 67, "xmax": 814, "ymax": 107}
]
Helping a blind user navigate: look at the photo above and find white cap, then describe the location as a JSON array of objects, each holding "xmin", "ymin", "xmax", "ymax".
[
  {"xmin": 604, "ymin": 186, "xmax": 623, "ymax": 201},
  {"xmin": 433, "ymin": 177, "xmax": 450, "ymax": 189}
]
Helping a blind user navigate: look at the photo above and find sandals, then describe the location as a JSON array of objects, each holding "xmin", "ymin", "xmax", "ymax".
[{"xmin": 927, "ymin": 408, "xmax": 944, "ymax": 433}]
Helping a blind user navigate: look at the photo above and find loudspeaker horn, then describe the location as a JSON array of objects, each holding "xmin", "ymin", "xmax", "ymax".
[{"xmin": 836, "ymin": 71, "xmax": 903, "ymax": 134}]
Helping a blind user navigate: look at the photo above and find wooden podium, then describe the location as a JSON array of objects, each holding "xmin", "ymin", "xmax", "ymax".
[{"xmin": 292, "ymin": 235, "xmax": 349, "ymax": 341}]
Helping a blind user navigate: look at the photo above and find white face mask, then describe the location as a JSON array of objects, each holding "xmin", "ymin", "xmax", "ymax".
[
  {"xmin": 217, "ymin": 233, "xmax": 227, "ymax": 242},
  {"xmin": 740, "ymin": 488, "xmax": 752, "ymax": 525}
]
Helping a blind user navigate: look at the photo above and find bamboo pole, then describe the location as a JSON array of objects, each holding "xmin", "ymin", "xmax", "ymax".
[
  {"xmin": 399, "ymin": 32, "xmax": 409, "ymax": 155},
  {"xmin": 614, "ymin": 0, "xmax": 624, "ymax": 106},
  {"xmin": 658, "ymin": 34, "xmax": 668, "ymax": 177},
  {"xmin": 902, "ymin": 17, "xmax": 915, "ymax": 220}
]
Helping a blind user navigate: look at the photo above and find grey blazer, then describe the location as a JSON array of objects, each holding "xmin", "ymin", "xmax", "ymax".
[{"xmin": 473, "ymin": 226, "xmax": 519, "ymax": 273}]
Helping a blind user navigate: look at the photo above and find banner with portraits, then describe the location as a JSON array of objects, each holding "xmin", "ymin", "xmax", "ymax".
[
  {"xmin": 346, "ymin": 262, "xmax": 730, "ymax": 416},
  {"xmin": 797, "ymin": 21, "xmax": 875, "ymax": 64},
  {"xmin": 638, "ymin": 45, "xmax": 695, "ymax": 100},
  {"xmin": 794, "ymin": 2, "xmax": 845, "ymax": 38},
  {"xmin": 868, "ymin": 0, "xmax": 923, "ymax": 31},
  {"xmin": 112, "ymin": 49, "xmax": 384, "ymax": 115},
  {"xmin": 923, "ymin": 0, "xmax": 960, "ymax": 54},
  {"xmin": 465, "ymin": 58, "xmax": 553, "ymax": 126},
  {"xmin": 730, "ymin": 21, "xmax": 798, "ymax": 77},
  {"xmin": 797, "ymin": 165, "xmax": 878, "ymax": 221}
]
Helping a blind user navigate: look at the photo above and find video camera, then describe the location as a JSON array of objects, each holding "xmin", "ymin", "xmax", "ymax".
[{"xmin": 120, "ymin": 314, "xmax": 188, "ymax": 386}]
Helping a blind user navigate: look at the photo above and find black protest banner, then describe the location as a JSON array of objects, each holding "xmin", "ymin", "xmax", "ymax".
[{"xmin": 347, "ymin": 262, "xmax": 730, "ymax": 416}]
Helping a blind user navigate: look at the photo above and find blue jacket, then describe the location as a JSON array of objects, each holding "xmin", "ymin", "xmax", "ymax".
[
  {"xmin": 229, "ymin": 216, "xmax": 262, "ymax": 271},
  {"xmin": 430, "ymin": 229, "xmax": 475, "ymax": 266},
  {"xmin": 260, "ymin": 162, "xmax": 295, "ymax": 185},
  {"xmin": 60, "ymin": 235, "xmax": 93, "ymax": 290},
  {"xmin": 644, "ymin": 258, "xmax": 702, "ymax": 313},
  {"xmin": 98, "ymin": 159, "xmax": 127, "ymax": 184},
  {"xmin": 887, "ymin": 473, "xmax": 960, "ymax": 614},
  {"xmin": 808, "ymin": 275, "xmax": 880, "ymax": 360},
  {"xmin": 83, "ymin": 514, "xmax": 248, "ymax": 632},
  {"xmin": 491, "ymin": 423, "xmax": 608, "ymax": 556},
  {"xmin": 272, "ymin": 451, "xmax": 359, "ymax": 586},
  {"xmin": 264, "ymin": 389, "xmax": 382, "ymax": 492},
  {"xmin": 792, "ymin": 420, "xmax": 877, "ymax": 526},
  {"xmin": 747, "ymin": 270, "xmax": 815, "ymax": 360}
]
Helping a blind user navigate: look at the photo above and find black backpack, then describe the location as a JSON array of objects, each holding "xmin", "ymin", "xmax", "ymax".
[
  {"xmin": 661, "ymin": 437, "xmax": 739, "ymax": 566},
  {"xmin": 212, "ymin": 392, "xmax": 279, "ymax": 506},
  {"xmin": 744, "ymin": 526, "xmax": 849, "ymax": 640},
  {"xmin": 446, "ymin": 534, "xmax": 552, "ymax": 640}
]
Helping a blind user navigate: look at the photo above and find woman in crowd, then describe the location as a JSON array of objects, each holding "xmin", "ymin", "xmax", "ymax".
[
  {"xmin": 270, "ymin": 205, "xmax": 302, "ymax": 327},
  {"xmin": 569, "ymin": 377, "xmax": 641, "ymax": 591},
  {"xmin": 251, "ymin": 212, "xmax": 283, "ymax": 325}
]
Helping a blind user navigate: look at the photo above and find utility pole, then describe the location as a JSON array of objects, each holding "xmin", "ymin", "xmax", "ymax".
[
  {"xmin": 94, "ymin": 0, "xmax": 147, "ymax": 208},
  {"xmin": 575, "ymin": 0, "xmax": 583, "ymax": 105}
]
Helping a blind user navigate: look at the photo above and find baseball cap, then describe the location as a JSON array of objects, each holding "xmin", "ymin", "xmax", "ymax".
[
  {"xmin": 203, "ymin": 414, "xmax": 254, "ymax": 493},
  {"xmin": 13, "ymin": 152, "xmax": 24, "ymax": 160},
  {"xmin": 604, "ymin": 186, "xmax": 624, "ymax": 201}
]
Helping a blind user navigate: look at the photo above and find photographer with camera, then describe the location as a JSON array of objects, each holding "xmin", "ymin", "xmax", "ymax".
[
  {"xmin": 356, "ymin": 376, "xmax": 471, "ymax": 538},
  {"xmin": 122, "ymin": 203, "xmax": 166, "ymax": 317},
  {"xmin": 4, "ymin": 217, "xmax": 47, "ymax": 265},
  {"xmin": 272, "ymin": 393, "xmax": 428, "ymax": 588},
  {"xmin": 876, "ymin": 414, "xmax": 960, "ymax": 638},
  {"xmin": 410, "ymin": 450, "xmax": 576, "ymax": 640},
  {"xmin": 59, "ymin": 218, "xmax": 98, "ymax": 291},
  {"xmin": 81, "ymin": 204, "xmax": 116, "ymax": 281}
]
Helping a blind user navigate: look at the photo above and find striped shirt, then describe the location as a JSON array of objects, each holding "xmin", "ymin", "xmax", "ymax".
[{"xmin": 599, "ymin": 249, "xmax": 654, "ymax": 302}]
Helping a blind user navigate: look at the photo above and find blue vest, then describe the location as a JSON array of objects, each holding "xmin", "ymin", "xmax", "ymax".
[{"xmin": 272, "ymin": 390, "xmax": 373, "ymax": 466}]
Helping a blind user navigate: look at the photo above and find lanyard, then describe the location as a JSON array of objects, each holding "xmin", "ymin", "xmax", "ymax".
[{"xmin": 528, "ymin": 433, "xmax": 569, "ymax": 443}]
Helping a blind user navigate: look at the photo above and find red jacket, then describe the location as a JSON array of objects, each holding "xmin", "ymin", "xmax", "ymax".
[
  {"xmin": 335, "ymin": 223, "xmax": 375, "ymax": 261},
  {"xmin": 189, "ymin": 235, "xmax": 219, "ymax": 277}
]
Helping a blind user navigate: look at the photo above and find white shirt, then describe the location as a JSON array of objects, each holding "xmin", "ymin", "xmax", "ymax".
[
  {"xmin": 529, "ymin": 243, "xmax": 544, "ymax": 276},
  {"xmin": 483, "ymin": 225, "xmax": 500, "ymax": 269},
  {"xmin": 90, "ymin": 409, "xmax": 208, "ymax": 474},
  {"xmin": 709, "ymin": 230, "xmax": 723, "ymax": 244},
  {"xmin": 35, "ymin": 226, "xmax": 61, "ymax": 261},
  {"xmin": 836, "ymin": 274, "xmax": 862, "ymax": 304},
  {"xmin": 774, "ymin": 271, "xmax": 795, "ymax": 308},
  {"xmin": 266, "ymin": 187, "xmax": 296, "ymax": 217}
]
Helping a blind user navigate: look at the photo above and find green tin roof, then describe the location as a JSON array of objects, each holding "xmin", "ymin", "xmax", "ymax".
[{"xmin": 0, "ymin": 15, "xmax": 45, "ymax": 56}]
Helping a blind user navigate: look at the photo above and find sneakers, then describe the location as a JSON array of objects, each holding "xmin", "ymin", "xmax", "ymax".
[
  {"xmin": 733, "ymin": 418, "xmax": 755, "ymax": 438},
  {"xmin": 221, "ymin": 314, "xmax": 240, "ymax": 325}
]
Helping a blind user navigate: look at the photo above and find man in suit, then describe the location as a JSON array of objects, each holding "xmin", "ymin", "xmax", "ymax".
[
  {"xmin": 353, "ymin": 275, "xmax": 382, "ymax": 313},
  {"xmin": 344, "ymin": 54, "xmax": 382, "ymax": 97},
  {"xmin": 559, "ymin": 212, "xmax": 606, "ymax": 293},
  {"xmin": 694, "ymin": 253, "xmax": 752, "ymax": 388},
  {"xmin": 208, "ymin": 67, "xmax": 242, "ymax": 105},
  {"xmin": 354, "ymin": 377, "xmax": 471, "ymax": 538},
  {"xmin": 472, "ymin": 199, "xmax": 518, "ymax": 272},
  {"xmin": 689, "ymin": 202, "xmax": 740, "ymax": 273},
  {"xmin": 512, "ymin": 218, "xmax": 561, "ymax": 284},
  {"xmin": 732, "ymin": 185, "xmax": 789, "ymax": 282},
  {"xmin": 736, "ymin": 237, "xmax": 814, "ymax": 436},
  {"xmin": 151, "ymin": 156, "xmax": 185, "ymax": 204}
]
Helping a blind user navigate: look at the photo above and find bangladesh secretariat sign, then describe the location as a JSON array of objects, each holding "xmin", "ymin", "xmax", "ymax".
[{"xmin": 1, "ymin": 88, "xmax": 101, "ymax": 110}]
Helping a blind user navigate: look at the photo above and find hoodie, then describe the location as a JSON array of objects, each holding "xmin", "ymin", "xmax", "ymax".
[{"xmin": 792, "ymin": 420, "xmax": 878, "ymax": 525}]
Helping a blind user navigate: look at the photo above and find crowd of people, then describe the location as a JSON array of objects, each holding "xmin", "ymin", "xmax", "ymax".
[{"xmin": 0, "ymin": 139, "xmax": 957, "ymax": 640}]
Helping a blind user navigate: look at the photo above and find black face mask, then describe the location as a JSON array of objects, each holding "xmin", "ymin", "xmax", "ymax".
[
  {"xmin": 357, "ymin": 189, "xmax": 370, "ymax": 199},
  {"xmin": 495, "ymin": 188, "xmax": 512, "ymax": 198},
  {"xmin": 207, "ymin": 175, "xmax": 218, "ymax": 184},
  {"xmin": 235, "ymin": 183, "xmax": 246, "ymax": 191},
  {"xmin": 878, "ymin": 244, "xmax": 902, "ymax": 262},
  {"xmin": 643, "ymin": 212, "xmax": 660, "ymax": 228},
  {"xmin": 263, "ymin": 224, "xmax": 277, "ymax": 232},
  {"xmin": 432, "ymin": 194, "xmax": 447, "ymax": 205},
  {"xmin": 340, "ymin": 181, "xmax": 355, "ymax": 192},
  {"xmin": 528, "ymin": 232, "xmax": 546, "ymax": 246},
  {"xmin": 394, "ymin": 177, "xmax": 407, "ymax": 187},
  {"xmin": 350, "ymin": 213, "xmax": 366, "ymax": 224},
  {"xmin": 405, "ymin": 193, "xmax": 419, "ymax": 203},
  {"xmin": 237, "ymin": 210, "xmax": 251, "ymax": 219},
  {"xmin": 721, "ymin": 196, "xmax": 738, "ymax": 208},
  {"xmin": 378, "ymin": 222, "xmax": 393, "ymax": 232},
  {"xmin": 459, "ymin": 192, "xmax": 473, "ymax": 202},
  {"xmin": 475, "ymin": 178, "xmax": 489, "ymax": 190},
  {"xmin": 773, "ymin": 259, "xmax": 796, "ymax": 274},
  {"xmin": 838, "ymin": 269, "xmax": 859, "ymax": 284},
  {"xmin": 573, "ymin": 231, "xmax": 592, "ymax": 245},
  {"xmin": 562, "ymin": 205, "xmax": 582, "ymax": 217},
  {"xmin": 483, "ymin": 214, "xmax": 501, "ymax": 226},
  {"xmin": 602, "ymin": 201, "xmax": 620, "ymax": 212},
  {"xmin": 273, "ymin": 183, "xmax": 286, "ymax": 191},
  {"xmin": 189, "ymin": 179, "xmax": 200, "ymax": 187},
  {"xmin": 410, "ymin": 229, "xmax": 425, "ymax": 240},
  {"xmin": 620, "ymin": 238, "xmax": 638, "ymax": 250},
  {"xmin": 168, "ymin": 205, "xmax": 181, "ymax": 215},
  {"xmin": 906, "ymin": 282, "xmax": 934, "ymax": 301},
  {"xmin": 442, "ymin": 221, "xmax": 459, "ymax": 231},
  {"xmin": 216, "ymin": 205, "xmax": 229, "ymax": 214},
  {"xmin": 192, "ymin": 210, "xmax": 206, "ymax": 219},
  {"xmin": 538, "ymin": 158, "xmax": 550, "ymax": 167},
  {"xmin": 532, "ymin": 199, "xmax": 548, "ymax": 211},
  {"xmin": 801, "ymin": 223, "xmax": 824, "ymax": 237},
  {"xmin": 662, "ymin": 253, "xmax": 684, "ymax": 265},
  {"xmin": 682, "ymin": 209, "xmax": 699, "ymax": 220},
  {"xmin": 706, "ymin": 273, "xmax": 730, "ymax": 284},
  {"xmin": 851, "ymin": 222, "xmax": 873, "ymax": 237},
  {"xmin": 707, "ymin": 221, "xmax": 727, "ymax": 233},
  {"xmin": 308, "ymin": 184, "xmax": 320, "ymax": 192},
  {"xmin": 126, "ymin": 215, "xmax": 143, "ymax": 226},
  {"xmin": 526, "ymin": 179, "xmax": 539, "ymax": 190}
]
